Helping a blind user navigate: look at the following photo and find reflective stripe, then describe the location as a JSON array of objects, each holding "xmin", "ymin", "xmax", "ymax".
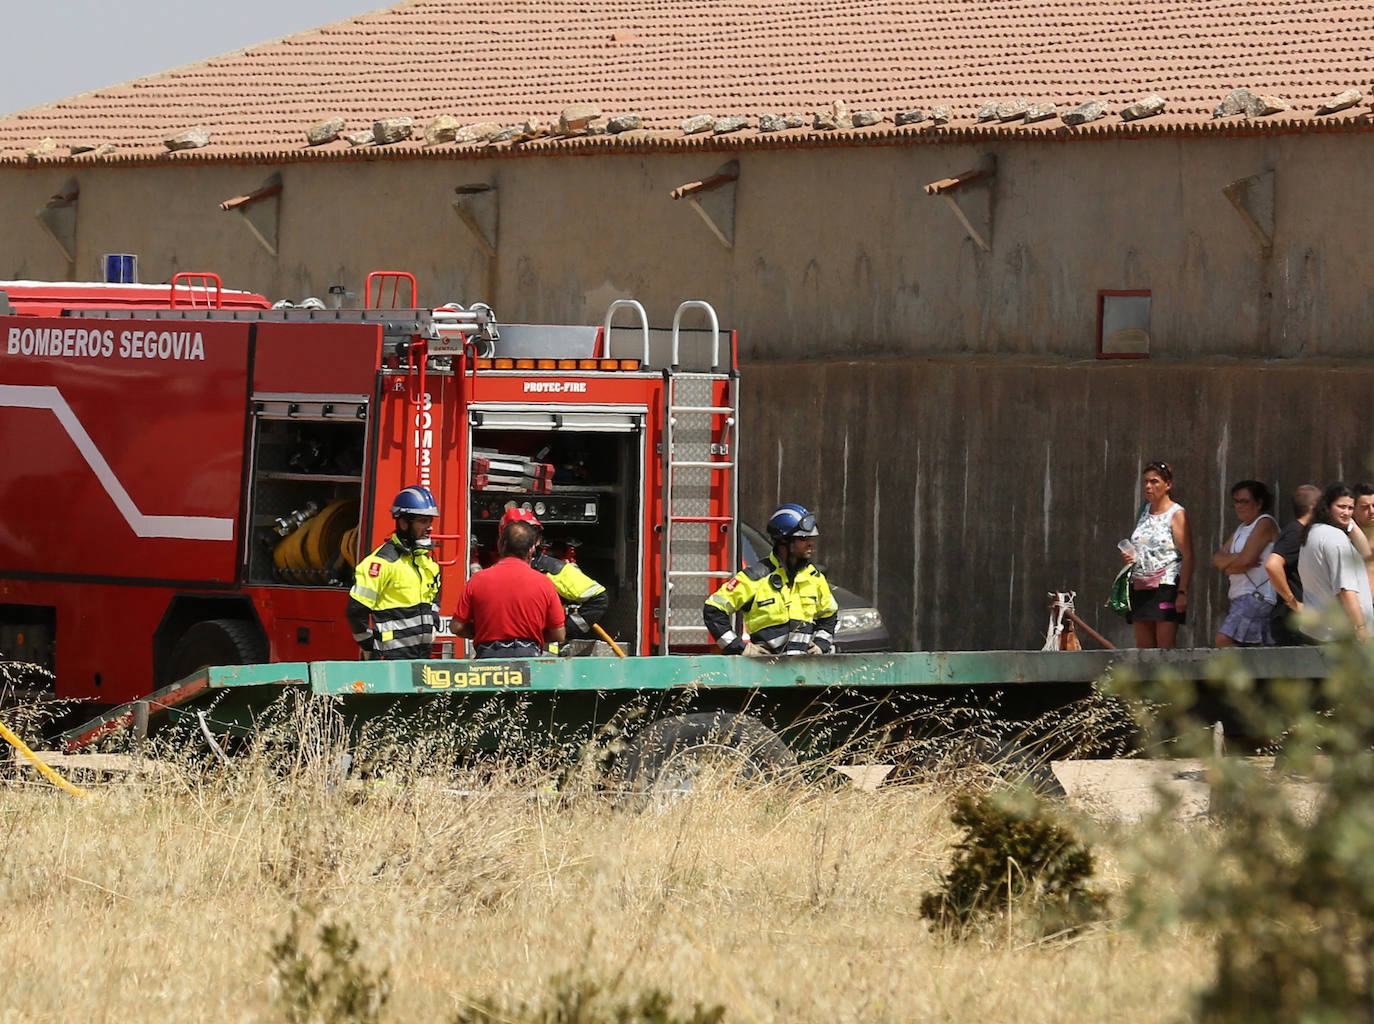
[
  {"xmin": 814, "ymin": 630, "xmax": 833, "ymax": 643},
  {"xmin": 750, "ymin": 618, "xmax": 815, "ymax": 654},
  {"xmin": 576, "ymin": 583, "xmax": 604, "ymax": 599},
  {"xmin": 351, "ymin": 628, "xmax": 374, "ymax": 642},
  {"xmin": 378, "ymin": 625, "xmax": 434, "ymax": 645},
  {"xmin": 376, "ymin": 633, "xmax": 432, "ymax": 653},
  {"xmin": 751, "ymin": 621, "xmax": 791, "ymax": 643},
  {"xmin": 368, "ymin": 597, "xmax": 437, "ymax": 657},
  {"xmin": 717, "ymin": 630, "xmax": 737, "ymax": 649},
  {"xmin": 705, "ymin": 593, "xmax": 736, "ymax": 612},
  {"xmin": 349, "ymin": 583, "xmax": 379, "ymax": 603},
  {"xmin": 370, "ymin": 610, "xmax": 433, "ymax": 633}
]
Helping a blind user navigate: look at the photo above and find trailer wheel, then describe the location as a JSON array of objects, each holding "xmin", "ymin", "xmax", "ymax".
[
  {"xmin": 165, "ymin": 619, "xmax": 268, "ymax": 683},
  {"xmin": 619, "ymin": 711, "xmax": 797, "ymax": 796}
]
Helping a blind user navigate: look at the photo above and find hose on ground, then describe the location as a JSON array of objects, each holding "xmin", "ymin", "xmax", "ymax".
[{"xmin": 0, "ymin": 719, "xmax": 94, "ymax": 798}]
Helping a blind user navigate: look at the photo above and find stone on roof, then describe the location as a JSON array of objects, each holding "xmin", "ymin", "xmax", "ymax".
[{"xmin": 1, "ymin": 0, "xmax": 1372, "ymax": 163}]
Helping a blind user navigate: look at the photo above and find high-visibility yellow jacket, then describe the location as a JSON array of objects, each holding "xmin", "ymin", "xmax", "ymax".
[
  {"xmin": 345, "ymin": 535, "xmax": 441, "ymax": 659},
  {"xmin": 703, "ymin": 551, "xmax": 839, "ymax": 655},
  {"xmin": 531, "ymin": 552, "xmax": 608, "ymax": 638}
]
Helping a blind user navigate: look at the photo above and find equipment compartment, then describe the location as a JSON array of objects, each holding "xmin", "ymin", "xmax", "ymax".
[
  {"xmin": 468, "ymin": 426, "xmax": 643, "ymax": 650},
  {"xmin": 245, "ymin": 400, "xmax": 368, "ymax": 587}
]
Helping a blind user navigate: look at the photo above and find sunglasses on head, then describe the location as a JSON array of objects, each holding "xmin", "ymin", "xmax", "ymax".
[{"xmin": 1145, "ymin": 461, "xmax": 1170, "ymax": 473}]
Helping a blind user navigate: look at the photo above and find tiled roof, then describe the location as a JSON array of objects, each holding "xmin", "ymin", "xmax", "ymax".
[{"xmin": 2, "ymin": 0, "xmax": 1372, "ymax": 165}]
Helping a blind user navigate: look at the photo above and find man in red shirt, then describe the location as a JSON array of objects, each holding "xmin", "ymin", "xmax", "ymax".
[{"xmin": 452, "ymin": 521, "xmax": 565, "ymax": 658}]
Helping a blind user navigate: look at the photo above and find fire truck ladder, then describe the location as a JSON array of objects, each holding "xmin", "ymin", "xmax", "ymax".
[{"xmin": 659, "ymin": 301, "xmax": 736, "ymax": 653}]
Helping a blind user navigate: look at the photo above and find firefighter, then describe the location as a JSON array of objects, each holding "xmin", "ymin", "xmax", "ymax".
[
  {"xmin": 346, "ymin": 486, "xmax": 442, "ymax": 659},
  {"xmin": 703, "ymin": 503, "xmax": 839, "ymax": 657},
  {"xmin": 499, "ymin": 508, "xmax": 609, "ymax": 641}
]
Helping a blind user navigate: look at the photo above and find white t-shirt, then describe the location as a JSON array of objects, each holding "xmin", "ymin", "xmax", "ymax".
[{"xmin": 1297, "ymin": 523, "xmax": 1373, "ymax": 641}]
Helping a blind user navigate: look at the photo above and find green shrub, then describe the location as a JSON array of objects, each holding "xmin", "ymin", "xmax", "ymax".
[
  {"xmin": 269, "ymin": 906, "xmax": 392, "ymax": 1024},
  {"xmin": 1111, "ymin": 644, "xmax": 1374, "ymax": 1023},
  {"xmin": 919, "ymin": 790, "xmax": 1105, "ymax": 937},
  {"xmin": 453, "ymin": 970, "xmax": 725, "ymax": 1024}
]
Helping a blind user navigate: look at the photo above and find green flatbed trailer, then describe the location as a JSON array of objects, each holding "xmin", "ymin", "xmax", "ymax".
[{"xmin": 57, "ymin": 648, "xmax": 1333, "ymax": 784}]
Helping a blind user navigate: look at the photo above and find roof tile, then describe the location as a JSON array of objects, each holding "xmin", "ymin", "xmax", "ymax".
[{"xmin": 1, "ymin": 0, "xmax": 1372, "ymax": 164}]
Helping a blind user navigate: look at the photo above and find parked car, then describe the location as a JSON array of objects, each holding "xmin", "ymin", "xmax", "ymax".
[{"xmin": 738, "ymin": 521, "xmax": 892, "ymax": 653}]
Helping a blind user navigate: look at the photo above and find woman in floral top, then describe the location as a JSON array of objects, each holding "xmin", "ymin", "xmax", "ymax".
[{"xmin": 1121, "ymin": 461, "xmax": 1194, "ymax": 648}]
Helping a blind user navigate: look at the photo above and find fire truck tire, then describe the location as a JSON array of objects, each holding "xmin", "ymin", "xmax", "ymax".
[
  {"xmin": 166, "ymin": 619, "xmax": 269, "ymax": 683},
  {"xmin": 618, "ymin": 711, "xmax": 797, "ymax": 795}
]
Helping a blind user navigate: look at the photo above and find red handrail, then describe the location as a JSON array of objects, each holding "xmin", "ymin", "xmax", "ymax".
[
  {"xmin": 169, "ymin": 272, "xmax": 223, "ymax": 309},
  {"xmin": 429, "ymin": 532, "xmax": 462, "ymax": 567},
  {"xmin": 365, "ymin": 271, "xmax": 417, "ymax": 309}
]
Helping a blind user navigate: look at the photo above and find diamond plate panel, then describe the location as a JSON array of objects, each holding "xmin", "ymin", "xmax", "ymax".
[{"xmin": 664, "ymin": 374, "xmax": 732, "ymax": 647}]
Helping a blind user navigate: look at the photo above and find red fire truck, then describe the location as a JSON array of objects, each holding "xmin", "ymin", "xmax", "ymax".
[{"xmin": 0, "ymin": 271, "xmax": 737, "ymax": 704}]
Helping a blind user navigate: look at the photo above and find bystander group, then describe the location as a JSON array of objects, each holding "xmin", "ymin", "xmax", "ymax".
[{"xmin": 1118, "ymin": 466, "xmax": 1374, "ymax": 647}]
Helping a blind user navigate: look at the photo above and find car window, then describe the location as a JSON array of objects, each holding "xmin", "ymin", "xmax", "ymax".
[{"xmin": 739, "ymin": 522, "xmax": 767, "ymax": 566}]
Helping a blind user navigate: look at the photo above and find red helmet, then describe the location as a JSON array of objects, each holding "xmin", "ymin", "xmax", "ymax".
[{"xmin": 499, "ymin": 507, "xmax": 543, "ymax": 531}]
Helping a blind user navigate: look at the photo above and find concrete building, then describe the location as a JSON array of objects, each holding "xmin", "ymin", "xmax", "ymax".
[{"xmin": 2, "ymin": 0, "xmax": 1373, "ymax": 650}]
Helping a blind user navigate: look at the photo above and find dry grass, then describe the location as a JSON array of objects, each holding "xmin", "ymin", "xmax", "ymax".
[{"xmin": 0, "ymin": 736, "xmax": 1212, "ymax": 1024}]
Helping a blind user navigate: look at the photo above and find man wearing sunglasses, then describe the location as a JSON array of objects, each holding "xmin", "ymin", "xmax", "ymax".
[{"xmin": 703, "ymin": 503, "xmax": 839, "ymax": 657}]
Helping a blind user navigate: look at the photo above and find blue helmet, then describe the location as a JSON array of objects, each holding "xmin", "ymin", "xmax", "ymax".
[
  {"xmin": 766, "ymin": 503, "xmax": 819, "ymax": 543},
  {"xmin": 390, "ymin": 485, "xmax": 440, "ymax": 519}
]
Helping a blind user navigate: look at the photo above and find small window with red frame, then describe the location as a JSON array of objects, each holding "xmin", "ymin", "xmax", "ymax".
[{"xmin": 1097, "ymin": 290, "xmax": 1151, "ymax": 359}]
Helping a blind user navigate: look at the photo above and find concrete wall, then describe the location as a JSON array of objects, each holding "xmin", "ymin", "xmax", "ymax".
[
  {"xmin": 742, "ymin": 356, "xmax": 1374, "ymax": 650},
  {"xmin": 1, "ymin": 163, "xmax": 491, "ymax": 306},
  {"xmin": 3, "ymin": 135, "xmax": 1373, "ymax": 649},
  {"xmin": 2, "ymin": 134, "xmax": 1371, "ymax": 358}
]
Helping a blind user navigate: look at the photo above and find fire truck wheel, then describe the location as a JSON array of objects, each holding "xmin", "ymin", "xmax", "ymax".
[
  {"xmin": 165, "ymin": 619, "xmax": 269, "ymax": 683},
  {"xmin": 618, "ymin": 711, "xmax": 797, "ymax": 797}
]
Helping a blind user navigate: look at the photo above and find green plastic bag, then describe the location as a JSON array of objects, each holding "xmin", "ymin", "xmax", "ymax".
[{"xmin": 1106, "ymin": 565, "xmax": 1133, "ymax": 618}]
